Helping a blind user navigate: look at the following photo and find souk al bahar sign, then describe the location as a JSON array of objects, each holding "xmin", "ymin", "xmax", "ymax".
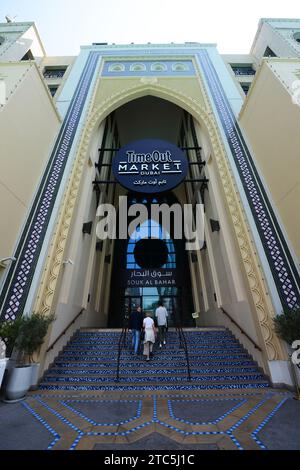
[
  {"xmin": 125, "ymin": 268, "xmax": 178, "ymax": 287},
  {"xmin": 112, "ymin": 139, "xmax": 188, "ymax": 193}
]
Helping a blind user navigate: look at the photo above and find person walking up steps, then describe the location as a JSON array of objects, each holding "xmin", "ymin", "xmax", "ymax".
[
  {"xmin": 143, "ymin": 312, "xmax": 156, "ymax": 361},
  {"xmin": 155, "ymin": 301, "xmax": 168, "ymax": 348},
  {"xmin": 129, "ymin": 305, "xmax": 144, "ymax": 355}
]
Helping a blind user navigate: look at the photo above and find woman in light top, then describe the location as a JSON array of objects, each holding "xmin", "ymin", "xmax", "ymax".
[{"xmin": 143, "ymin": 312, "xmax": 156, "ymax": 361}]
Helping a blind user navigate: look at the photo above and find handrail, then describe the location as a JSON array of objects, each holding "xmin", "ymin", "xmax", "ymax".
[
  {"xmin": 116, "ymin": 325, "xmax": 127, "ymax": 381},
  {"xmin": 46, "ymin": 308, "xmax": 85, "ymax": 353},
  {"xmin": 220, "ymin": 307, "xmax": 262, "ymax": 352},
  {"xmin": 177, "ymin": 326, "xmax": 191, "ymax": 381},
  {"xmin": 174, "ymin": 311, "xmax": 191, "ymax": 381}
]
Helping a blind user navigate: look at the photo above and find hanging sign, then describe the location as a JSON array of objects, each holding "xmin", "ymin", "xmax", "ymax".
[{"xmin": 112, "ymin": 139, "xmax": 188, "ymax": 193}]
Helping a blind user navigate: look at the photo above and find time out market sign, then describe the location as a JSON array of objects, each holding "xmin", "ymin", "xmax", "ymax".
[{"xmin": 112, "ymin": 139, "xmax": 188, "ymax": 193}]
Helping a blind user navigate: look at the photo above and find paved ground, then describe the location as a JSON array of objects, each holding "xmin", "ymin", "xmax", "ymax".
[{"xmin": 0, "ymin": 387, "xmax": 299, "ymax": 450}]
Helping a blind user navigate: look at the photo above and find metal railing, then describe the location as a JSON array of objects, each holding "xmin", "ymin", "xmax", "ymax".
[
  {"xmin": 174, "ymin": 315, "xmax": 191, "ymax": 381},
  {"xmin": 116, "ymin": 322, "xmax": 128, "ymax": 382},
  {"xmin": 220, "ymin": 307, "xmax": 262, "ymax": 352},
  {"xmin": 46, "ymin": 308, "xmax": 85, "ymax": 353}
]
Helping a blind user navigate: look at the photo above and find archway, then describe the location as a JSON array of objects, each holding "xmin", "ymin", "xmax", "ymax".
[{"xmin": 35, "ymin": 79, "xmax": 282, "ymax": 376}]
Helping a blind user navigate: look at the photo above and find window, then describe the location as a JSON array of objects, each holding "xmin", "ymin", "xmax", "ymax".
[
  {"xmin": 0, "ymin": 36, "xmax": 5, "ymax": 46},
  {"xmin": 293, "ymin": 32, "xmax": 300, "ymax": 44},
  {"xmin": 108, "ymin": 63, "xmax": 125, "ymax": 72},
  {"xmin": 151, "ymin": 62, "xmax": 167, "ymax": 72},
  {"xmin": 130, "ymin": 63, "xmax": 146, "ymax": 71},
  {"xmin": 126, "ymin": 219, "xmax": 176, "ymax": 270},
  {"xmin": 263, "ymin": 47, "xmax": 277, "ymax": 57},
  {"xmin": 43, "ymin": 67, "xmax": 67, "ymax": 79},
  {"xmin": 21, "ymin": 49, "xmax": 34, "ymax": 61},
  {"xmin": 48, "ymin": 85, "xmax": 59, "ymax": 97},
  {"xmin": 172, "ymin": 62, "xmax": 189, "ymax": 71},
  {"xmin": 230, "ymin": 64, "xmax": 255, "ymax": 76},
  {"xmin": 241, "ymin": 83, "xmax": 250, "ymax": 95}
]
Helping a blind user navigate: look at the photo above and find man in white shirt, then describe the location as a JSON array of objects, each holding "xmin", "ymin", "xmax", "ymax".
[{"xmin": 155, "ymin": 301, "xmax": 168, "ymax": 348}]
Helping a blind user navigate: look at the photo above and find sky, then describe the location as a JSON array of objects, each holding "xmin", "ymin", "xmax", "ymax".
[{"xmin": 1, "ymin": 0, "xmax": 300, "ymax": 56}]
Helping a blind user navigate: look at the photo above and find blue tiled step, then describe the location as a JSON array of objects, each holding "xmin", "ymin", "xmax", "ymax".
[
  {"xmin": 47, "ymin": 366, "xmax": 261, "ymax": 375},
  {"xmin": 59, "ymin": 347, "xmax": 247, "ymax": 356},
  {"xmin": 54, "ymin": 353, "xmax": 251, "ymax": 362},
  {"xmin": 42, "ymin": 373, "xmax": 266, "ymax": 383},
  {"xmin": 69, "ymin": 339, "xmax": 239, "ymax": 346},
  {"xmin": 69, "ymin": 332, "xmax": 240, "ymax": 339},
  {"xmin": 41, "ymin": 329, "xmax": 269, "ymax": 392},
  {"xmin": 53, "ymin": 359, "xmax": 257, "ymax": 368},
  {"xmin": 64, "ymin": 343, "xmax": 244, "ymax": 352},
  {"xmin": 70, "ymin": 334, "xmax": 237, "ymax": 342},
  {"xmin": 39, "ymin": 383, "xmax": 269, "ymax": 392}
]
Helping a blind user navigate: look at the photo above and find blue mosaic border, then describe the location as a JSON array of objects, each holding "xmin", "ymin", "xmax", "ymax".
[
  {"xmin": 21, "ymin": 400, "xmax": 60, "ymax": 450},
  {"xmin": 251, "ymin": 396, "xmax": 289, "ymax": 450},
  {"xmin": 197, "ymin": 50, "xmax": 300, "ymax": 310},
  {"xmin": 39, "ymin": 383, "xmax": 269, "ymax": 392}
]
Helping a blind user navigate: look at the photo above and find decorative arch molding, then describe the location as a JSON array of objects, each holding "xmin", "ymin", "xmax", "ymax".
[{"xmin": 34, "ymin": 80, "xmax": 284, "ymax": 362}]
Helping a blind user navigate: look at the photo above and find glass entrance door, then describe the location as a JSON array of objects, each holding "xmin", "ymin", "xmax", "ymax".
[{"xmin": 160, "ymin": 296, "xmax": 181, "ymax": 327}]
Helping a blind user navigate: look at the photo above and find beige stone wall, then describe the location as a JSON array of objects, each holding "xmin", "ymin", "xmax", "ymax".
[
  {"xmin": 0, "ymin": 63, "xmax": 60, "ymax": 271},
  {"xmin": 240, "ymin": 59, "xmax": 300, "ymax": 261}
]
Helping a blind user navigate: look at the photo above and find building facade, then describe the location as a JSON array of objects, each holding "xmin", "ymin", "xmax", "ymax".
[{"xmin": 0, "ymin": 18, "xmax": 300, "ymax": 388}]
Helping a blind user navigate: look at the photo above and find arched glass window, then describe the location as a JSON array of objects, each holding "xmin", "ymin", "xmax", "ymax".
[
  {"xmin": 151, "ymin": 62, "xmax": 167, "ymax": 72},
  {"xmin": 172, "ymin": 62, "xmax": 189, "ymax": 71},
  {"xmin": 108, "ymin": 63, "xmax": 125, "ymax": 72},
  {"xmin": 126, "ymin": 219, "xmax": 176, "ymax": 270},
  {"xmin": 130, "ymin": 63, "xmax": 146, "ymax": 71}
]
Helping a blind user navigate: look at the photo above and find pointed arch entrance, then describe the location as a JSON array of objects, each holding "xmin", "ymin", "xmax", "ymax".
[{"xmin": 34, "ymin": 78, "xmax": 285, "ymax": 378}]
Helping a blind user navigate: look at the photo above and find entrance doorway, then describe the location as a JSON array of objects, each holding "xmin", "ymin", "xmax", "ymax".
[
  {"xmin": 109, "ymin": 193, "xmax": 195, "ymax": 327},
  {"xmin": 123, "ymin": 291, "xmax": 182, "ymax": 327}
]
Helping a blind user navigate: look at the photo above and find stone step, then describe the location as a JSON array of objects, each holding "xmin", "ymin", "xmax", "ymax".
[
  {"xmin": 42, "ymin": 372, "xmax": 266, "ymax": 383},
  {"xmin": 52, "ymin": 362, "xmax": 258, "ymax": 371},
  {"xmin": 46, "ymin": 366, "xmax": 262, "ymax": 377},
  {"xmin": 39, "ymin": 379, "xmax": 269, "ymax": 391},
  {"xmin": 54, "ymin": 354, "xmax": 251, "ymax": 363},
  {"xmin": 65, "ymin": 340, "xmax": 242, "ymax": 351},
  {"xmin": 53, "ymin": 361, "xmax": 257, "ymax": 369},
  {"xmin": 59, "ymin": 347, "xmax": 247, "ymax": 355}
]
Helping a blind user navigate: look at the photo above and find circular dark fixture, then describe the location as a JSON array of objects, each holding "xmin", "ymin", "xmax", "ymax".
[
  {"xmin": 293, "ymin": 32, "xmax": 300, "ymax": 44},
  {"xmin": 134, "ymin": 238, "xmax": 168, "ymax": 268}
]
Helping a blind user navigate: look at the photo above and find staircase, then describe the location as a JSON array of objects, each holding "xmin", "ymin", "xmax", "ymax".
[{"xmin": 39, "ymin": 328, "xmax": 270, "ymax": 392}]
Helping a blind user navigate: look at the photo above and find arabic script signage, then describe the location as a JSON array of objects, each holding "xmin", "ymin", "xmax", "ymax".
[
  {"xmin": 112, "ymin": 139, "xmax": 188, "ymax": 193},
  {"xmin": 124, "ymin": 269, "xmax": 178, "ymax": 287}
]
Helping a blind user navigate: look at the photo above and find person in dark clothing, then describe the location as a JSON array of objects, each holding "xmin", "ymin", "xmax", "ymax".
[{"xmin": 129, "ymin": 306, "xmax": 144, "ymax": 354}]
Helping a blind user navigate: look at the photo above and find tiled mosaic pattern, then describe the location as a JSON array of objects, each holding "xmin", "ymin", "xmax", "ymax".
[{"xmin": 13, "ymin": 388, "xmax": 293, "ymax": 450}]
